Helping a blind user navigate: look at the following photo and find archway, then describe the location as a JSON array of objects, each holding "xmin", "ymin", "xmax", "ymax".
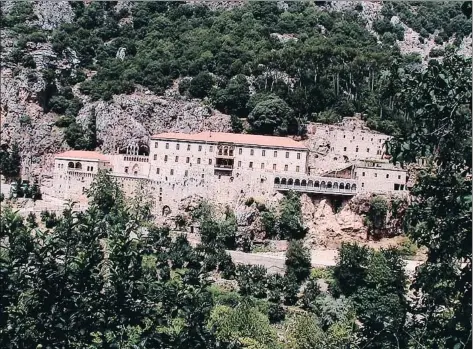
[
  {"xmin": 327, "ymin": 181, "xmax": 332, "ymax": 189},
  {"xmin": 333, "ymin": 182, "xmax": 339, "ymax": 190},
  {"xmin": 274, "ymin": 177, "xmax": 280, "ymax": 184},
  {"xmin": 75, "ymin": 162, "xmax": 82, "ymax": 170},
  {"xmin": 281, "ymin": 178, "xmax": 287, "ymax": 185},
  {"xmin": 321, "ymin": 181, "xmax": 326, "ymax": 189},
  {"xmin": 294, "ymin": 179, "xmax": 300, "ymax": 186},
  {"xmin": 351, "ymin": 184, "xmax": 357, "ymax": 191},
  {"xmin": 301, "ymin": 179, "xmax": 307, "ymax": 186},
  {"xmin": 339, "ymin": 183, "xmax": 345, "ymax": 190},
  {"xmin": 308, "ymin": 180, "xmax": 313, "ymax": 187},
  {"xmin": 288, "ymin": 178, "xmax": 294, "ymax": 186},
  {"xmin": 314, "ymin": 181, "xmax": 320, "ymax": 188},
  {"xmin": 68, "ymin": 162, "xmax": 74, "ymax": 168}
]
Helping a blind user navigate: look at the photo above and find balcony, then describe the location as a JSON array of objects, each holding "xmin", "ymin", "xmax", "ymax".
[{"xmin": 274, "ymin": 174, "xmax": 358, "ymax": 196}]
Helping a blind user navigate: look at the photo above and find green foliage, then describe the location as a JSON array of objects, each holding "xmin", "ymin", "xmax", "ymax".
[
  {"xmin": 212, "ymin": 74, "xmax": 251, "ymax": 117},
  {"xmin": 63, "ymin": 107, "xmax": 98, "ymax": 150},
  {"xmin": 389, "ymin": 49, "xmax": 472, "ymax": 348},
  {"xmin": 189, "ymin": 71, "xmax": 214, "ymax": 99},
  {"xmin": 285, "ymin": 240, "xmax": 311, "ymax": 283},
  {"xmin": 40, "ymin": 210, "xmax": 59, "ymax": 228},
  {"xmin": 247, "ymin": 95, "xmax": 297, "ymax": 136},
  {"xmin": 0, "ymin": 143, "xmax": 21, "ymax": 180},
  {"xmin": 397, "ymin": 236, "xmax": 418, "ymax": 258},
  {"xmin": 207, "ymin": 301, "xmax": 279, "ymax": 348},
  {"xmin": 365, "ymin": 195, "xmax": 388, "ymax": 238},
  {"xmin": 235, "ymin": 264, "xmax": 268, "ymax": 299},
  {"xmin": 278, "ymin": 191, "xmax": 307, "ymax": 240},
  {"xmin": 1, "ymin": 1, "xmax": 37, "ymax": 32}
]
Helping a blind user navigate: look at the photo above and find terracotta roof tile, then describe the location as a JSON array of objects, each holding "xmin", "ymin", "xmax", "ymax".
[
  {"xmin": 55, "ymin": 150, "xmax": 110, "ymax": 162},
  {"xmin": 151, "ymin": 132, "xmax": 308, "ymax": 150}
]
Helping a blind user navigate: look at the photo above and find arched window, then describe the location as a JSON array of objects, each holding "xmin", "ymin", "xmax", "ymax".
[
  {"xmin": 314, "ymin": 181, "xmax": 320, "ymax": 188},
  {"xmin": 224, "ymin": 146, "xmax": 229, "ymax": 156},
  {"xmin": 333, "ymin": 182, "xmax": 339, "ymax": 190},
  {"xmin": 321, "ymin": 181, "xmax": 326, "ymax": 189},
  {"xmin": 218, "ymin": 147, "xmax": 223, "ymax": 155},
  {"xmin": 301, "ymin": 179, "xmax": 307, "ymax": 186},
  {"xmin": 351, "ymin": 184, "xmax": 357, "ymax": 191},
  {"xmin": 308, "ymin": 180, "xmax": 313, "ymax": 187},
  {"xmin": 75, "ymin": 162, "xmax": 82, "ymax": 170},
  {"xmin": 68, "ymin": 162, "xmax": 74, "ymax": 168},
  {"xmin": 288, "ymin": 178, "xmax": 294, "ymax": 185},
  {"xmin": 281, "ymin": 178, "xmax": 287, "ymax": 185},
  {"xmin": 327, "ymin": 182, "xmax": 332, "ymax": 189},
  {"xmin": 339, "ymin": 183, "xmax": 345, "ymax": 190},
  {"xmin": 295, "ymin": 179, "xmax": 300, "ymax": 186},
  {"xmin": 132, "ymin": 164, "xmax": 139, "ymax": 175},
  {"xmin": 274, "ymin": 177, "xmax": 280, "ymax": 185},
  {"xmin": 229, "ymin": 148, "xmax": 234, "ymax": 156}
]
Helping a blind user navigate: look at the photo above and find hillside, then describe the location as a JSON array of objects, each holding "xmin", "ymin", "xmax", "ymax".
[{"xmin": 1, "ymin": 1, "xmax": 471, "ymax": 178}]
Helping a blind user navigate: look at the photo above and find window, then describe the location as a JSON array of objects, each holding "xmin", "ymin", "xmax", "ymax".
[
  {"xmin": 156, "ymin": 168, "xmax": 160, "ymax": 174},
  {"xmin": 343, "ymin": 135, "xmax": 346, "ymax": 138},
  {"xmin": 250, "ymin": 149, "xmax": 254, "ymax": 156},
  {"xmin": 164, "ymin": 155, "xmax": 168, "ymax": 162},
  {"xmin": 154, "ymin": 154, "xmax": 157, "ymax": 160},
  {"xmin": 186, "ymin": 157, "xmax": 190, "ymax": 163},
  {"xmin": 274, "ymin": 151, "xmax": 277, "ymax": 157},
  {"xmin": 285, "ymin": 152, "xmax": 289, "ymax": 158},
  {"xmin": 398, "ymin": 175, "xmax": 401, "ymax": 179},
  {"xmin": 197, "ymin": 158, "xmax": 201, "ymax": 164},
  {"xmin": 273, "ymin": 164, "xmax": 276, "ymax": 170},
  {"xmin": 362, "ymin": 137, "xmax": 364, "ymax": 140},
  {"xmin": 386, "ymin": 174, "xmax": 390, "ymax": 178},
  {"xmin": 284, "ymin": 165, "xmax": 288, "ymax": 171},
  {"xmin": 249, "ymin": 162, "xmax": 253, "ymax": 168},
  {"xmin": 371, "ymin": 138, "xmax": 373, "ymax": 141},
  {"xmin": 239, "ymin": 148, "xmax": 242, "ymax": 155},
  {"xmin": 125, "ymin": 167, "xmax": 129, "ymax": 173},
  {"xmin": 353, "ymin": 136, "xmax": 355, "ymax": 140},
  {"xmin": 261, "ymin": 163, "xmax": 265, "ymax": 169},
  {"xmin": 238, "ymin": 161, "xmax": 241, "ymax": 167},
  {"xmin": 262, "ymin": 150, "xmax": 266, "ymax": 156},
  {"xmin": 176, "ymin": 143, "xmax": 180, "ymax": 150},
  {"xmin": 394, "ymin": 183, "xmax": 400, "ymax": 190},
  {"xmin": 297, "ymin": 153, "xmax": 301, "ymax": 159},
  {"xmin": 367, "ymin": 148, "xmax": 370, "ymax": 153},
  {"xmin": 155, "ymin": 142, "xmax": 158, "ymax": 148},
  {"xmin": 375, "ymin": 173, "xmax": 377, "ymax": 177},
  {"xmin": 356, "ymin": 147, "xmax": 359, "ymax": 153},
  {"xmin": 165, "ymin": 143, "xmax": 169, "ymax": 149},
  {"xmin": 198, "ymin": 145, "xmax": 202, "ymax": 151},
  {"xmin": 209, "ymin": 159, "xmax": 212, "ymax": 165},
  {"xmin": 185, "ymin": 170, "xmax": 188, "ymax": 177},
  {"xmin": 90, "ymin": 167, "xmax": 93, "ymax": 172},
  {"xmin": 170, "ymin": 169, "xmax": 174, "ymax": 175},
  {"xmin": 187, "ymin": 144, "xmax": 191, "ymax": 151},
  {"xmin": 201, "ymin": 174, "xmax": 204, "ymax": 178},
  {"xmin": 362, "ymin": 172, "xmax": 365, "ymax": 176},
  {"xmin": 87, "ymin": 166, "xmax": 90, "ymax": 171},
  {"xmin": 296, "ymin": 166, "xmax": 300, "ymax": 172},
  {"xmin": 210, "ymin": 146, "xmax": 213, "ymax": 152},
  {"xmin": 362, "ymin": 183, "xmax": 365, "ymax": 187},
  {"xmin": 175, "ymin": 156, "xmax": 179, "ymax": 162}
]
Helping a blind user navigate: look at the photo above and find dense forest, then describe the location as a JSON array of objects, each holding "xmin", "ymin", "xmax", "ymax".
[{"xmin": 2, "ymin": 1, "xmax": 471, "ymax": 142}]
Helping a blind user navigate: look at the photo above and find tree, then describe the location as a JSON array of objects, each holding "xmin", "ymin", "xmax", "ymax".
[
  {"xmin": 0, "ymin": 143, "xmax": 21, "ymax": 181},
  {"xmin": 285, "ymin": 240, "xmax": 311, "ymax": 283},
  {"xmin": 278, "ymin": 191, "xmax": 307, "ymax": 240},
  {"xmin": 247, "ymin": 95, "xmax": 297, "ymax": 136},
  {"xmin": 365, "ymin": 195, "xmax": 388, "ymax": 238},
  {"xmin": 213, "ymin": 74, "xmax": 251, "ymax": 117},
  {"xmin": 189, "ymin": 72, "xmax": 214, "ymax": 99},
  {"xmin": 388, "ymin": 49, "xmax": 472, "ymax": 348}
]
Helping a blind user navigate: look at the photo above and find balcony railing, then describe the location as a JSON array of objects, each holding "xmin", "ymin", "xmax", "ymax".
[
  {"xmin": 274, "ymin": 184, "xmax": 357, "ymax": 195},
  {"xmin": 214, "ymin": 164, "xmax": 233, "ymax": 170}
]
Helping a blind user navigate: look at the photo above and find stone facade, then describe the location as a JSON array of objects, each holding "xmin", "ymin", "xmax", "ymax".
[{"xmin": 51, "ymin": 124, "xmax": 409, "ymax": 215}]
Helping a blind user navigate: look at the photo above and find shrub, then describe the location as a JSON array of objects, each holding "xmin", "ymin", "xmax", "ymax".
[{"xmin": 285, "ymin": 240, "xmax": 311, "ymax": 283}]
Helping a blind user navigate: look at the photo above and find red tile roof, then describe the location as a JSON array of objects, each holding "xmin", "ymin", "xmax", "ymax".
[
  {"xmin": 151, "ymin": 132, "xmax": 308, "ymax": 150},
  {"xmin": 55, "ymin": 150, "xmax": 110, "ymax": 162}
]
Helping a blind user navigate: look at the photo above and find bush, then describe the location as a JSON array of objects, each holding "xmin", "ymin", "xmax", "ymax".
[
  {"xmin": 189, "ymin": 72, "xmax": 214, "ymax": 99},
  {"xmin": 235, "ymin": 264, "xmax": 268, "ymax": 298},
  {"xmin": 268, "ymin": 302, "xmax": 286, "ymax": 323},
  {"xmin": 285, "ymin": 240, "xmax": 311, "ymax": 283},
  {"xmin": 397, "ymin": 237, "xmax": 418, "ymax": 258}
]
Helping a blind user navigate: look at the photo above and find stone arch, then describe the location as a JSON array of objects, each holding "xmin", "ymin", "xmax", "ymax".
[
  {"xmin": 281, "ymin": 178, "xmax": 287, "ymax": 185},
  {"xmin": 333, "ymin": 182, "xmax": 339, "ymax": 190},
  {"xmin": 314, "ymin": 181, "xmax": 320, "ymax": 188},
  {"xmin": 321, "ymin": 181, "xmax": 326, "ymax": 189},
  {"xmin": 75, "ymin": 162, "xmax": 82, "ymax": 170},
  {"xmin": 308, "ymin": 180, "xmax": 313, "ymax": 187},
  {"xmin": 162, "ymin": 205, "xmax": 171, "ymax": 216},
  {"xmin": 301, "ymin": 179, "xmax": 307, "ymax": 186},
  {"xmin": 295, "ymin": 179, "xmax": 301, "ymax": 186},
  {"xmin": 223, "ymin": 146, "xmax": 229, "ymax": 156},
  {"xmin": 351, "ymin": 184, "xmax": 357, "ymax": 191},
  {"xmin": 288, "ymin": 178, "xmax": 294, "ymax": 185},
  {"xmin": 339, "ymin": 183, "xmax": 345, "ymax": 190},
  {"xmin": 327, "ymin": 181, "xmax": 332, "ymax": 189},
  {"xmin": 274, "ymin": 177, "xmax": 280, "ymax": 184},
  {"xmin": 68, "ymin": 162, "xmax": 74, "ymax": 168}
]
